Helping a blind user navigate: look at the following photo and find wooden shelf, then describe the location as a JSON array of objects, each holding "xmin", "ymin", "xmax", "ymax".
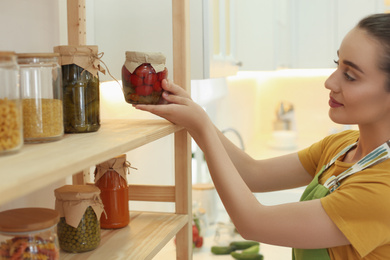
[
  {"xmin": 61, "ymin": 211, "xmax": 188, "ymax": 260},
  {"xmin": 0, "ymin": 119, "xmax": 183, "ymax": 205}
]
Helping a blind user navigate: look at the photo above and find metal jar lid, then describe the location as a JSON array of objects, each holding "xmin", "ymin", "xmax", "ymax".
[{"xmin": 0, "ymin": 207, "xmax": 60, "ymax": 233}]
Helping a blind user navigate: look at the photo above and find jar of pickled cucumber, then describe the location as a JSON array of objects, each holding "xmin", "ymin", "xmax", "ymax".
[
  {"xmin": 17, "ymin": 53, "xmax": 64, "ymax": 143},
  {"xmin": 54, "ymin": 45, "xmax": 105, "ymax": 133},
  {"xmin": 54, "ymin": 185, "xmax": 104, "ymax": 253},
  {"xmin": 95, "ymin": 154, "xmax": 131, "ymax": 229},
  {"xmin": 0, "ymin": 207, "xmax": 60, "ymax": 260},
  {"xmin": 0, "ymin": 52, "xmax": 23, "ymax": 155},
  {"xmin": 122, "ymin": 51, "xmax": 167, "ymax": 104}
]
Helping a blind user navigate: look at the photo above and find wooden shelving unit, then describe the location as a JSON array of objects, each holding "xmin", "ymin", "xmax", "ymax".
[{"xmin": 0, "ymin": 0, "xmax": 192, "ymax": 259}]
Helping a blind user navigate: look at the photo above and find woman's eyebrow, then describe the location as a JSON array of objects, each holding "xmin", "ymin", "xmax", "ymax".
[
  {"xmin": 343, "ymin": 60, "xmax": 364, "ymax": 74},
  {"xmin": 337, "ymin": 50, "xmax": 364, "ymax": 74}
]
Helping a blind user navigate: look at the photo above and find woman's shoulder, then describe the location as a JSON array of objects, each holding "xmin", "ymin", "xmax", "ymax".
[{"xmin": 321, "ymin": 130, "xmax": 359, "ymax": 150}]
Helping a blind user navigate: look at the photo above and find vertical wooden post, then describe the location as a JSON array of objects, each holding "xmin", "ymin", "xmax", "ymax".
[
  {"xmin": 67, "ymin": 0, "xmax": 88, "ymax": 184},
  {"xmin": 172, "ymin": 0, "xmax": 192, "ymax": 259},
  {"xmin": 67, "ymin": 0, "xmax": 86, "ymax": 45}
]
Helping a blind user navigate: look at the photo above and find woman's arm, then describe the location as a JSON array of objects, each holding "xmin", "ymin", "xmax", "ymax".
[
  {"xmin": 135, "ymin": 80, "xmax": 350, "ymax": 249},
  {"xmin": 215, "ymin": 127, "xmax": 312, "ymax": 192}
]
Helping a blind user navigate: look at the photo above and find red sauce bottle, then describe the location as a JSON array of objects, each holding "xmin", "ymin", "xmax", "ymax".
[{"xmin": 95, "ymin": 154, "xmax": 130, "ymax": 229}]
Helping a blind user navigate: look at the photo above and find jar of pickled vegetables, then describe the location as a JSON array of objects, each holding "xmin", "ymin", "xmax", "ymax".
[
  {"xmin": 54, "ymin": 45, "xmax": 105, "ymax": 133},
  {"xmin": 122, "ymin": 51, "xmax": 167, "ymax": 104},
  {"xmin": 54, "ymin": 185, "xmax": 104, "ymax": 253},
  {"xmin": 0, "ymin": 207, "xmax": 60, "ymax": 260},
  {"xmin": 0, "ymin": 52, "xmax": 23, "ymax": 155},
  {"xmin": 95, "ymin": 154, "xmax": 131, "ymax": 229},
  {"xmin": 17, "ymin": 53, "xmax": 64, "ymax": 143}
]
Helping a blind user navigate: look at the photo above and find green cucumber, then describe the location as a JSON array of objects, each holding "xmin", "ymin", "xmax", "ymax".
[
  {"xmin": 229, "ymin": 241, "xmax": 260, "ymax": 250},
  {"xmin": 231, "ymin": 252, "xmax": 264, "ymax": 260},
  {"xmin": 242, "ymin": 245, "xmax": 260, "ymax": 254},
  {"xmin": 211, "ymin": 246, "xmax": 234, "ymax": 255}
]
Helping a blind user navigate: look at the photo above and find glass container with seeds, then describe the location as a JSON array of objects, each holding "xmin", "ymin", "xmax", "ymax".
[
  {"xmin": 17, "ymin": 53, "xmax": 64, "ymax": 143},
  {"xmin": 54, "ymin": 185, "xmax": 104, "ymax": 253},
  {"xmin": 0, "ymin": 51, "xmax": 23, "ymax": 155}
]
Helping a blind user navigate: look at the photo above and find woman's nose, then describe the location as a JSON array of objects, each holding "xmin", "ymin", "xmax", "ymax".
[{"xmin": 325, "ymin": 70, "xmax": 338, "ymax": 92}]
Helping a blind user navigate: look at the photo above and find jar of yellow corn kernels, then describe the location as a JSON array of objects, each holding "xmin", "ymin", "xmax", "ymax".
[
  {"xmin": 0, "ymin": 51, "xmax": 23, "ymax": 155},
  {"xmin": 17, "ymin": 53, "xmax": 64, "ymax": 143}
]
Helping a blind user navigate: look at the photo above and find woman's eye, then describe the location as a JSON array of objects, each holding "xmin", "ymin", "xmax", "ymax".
[
  {"xmin": 333, "ymin": 59, "xmax": 339, "ymax": 66},
  {"xmin": 344, "ymin": 72, "xmax": 355, "ymax": 81}
]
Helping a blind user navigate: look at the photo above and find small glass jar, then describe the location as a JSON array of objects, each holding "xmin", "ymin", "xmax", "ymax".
[
  {"xmin": 54, "ymin": 46, "xmax": 101, "ymax": 133},
  {"xmin": 95, "ymin": 154, "xmax": 130, "ymax": 229},
  {"xmin": 0, "ymin": 52, "xmax": 23, "ymax": 155},
  {"xmin": 54, "ymin": 185, "xmax": 104, "ymax": 253},
  {"xmin": 17, "ymin": 53, "xmax": 64, "ymax": 143},
  {"xmin": 0, "ymin": 208, "xmax": 60, "ymax": 260},
  {"xmin": 122, "ymin": 51, "xmax": 167, "ymax": 104}
]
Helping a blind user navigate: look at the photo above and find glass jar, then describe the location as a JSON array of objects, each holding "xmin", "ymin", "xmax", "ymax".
[
  {"xmin": 95, "ymin": 154, "xmax": 130, "ymax": 229},
  {"xmin": 0, "ymin": 207, "xmax": 60, "ymax": 260},
  {"xmin": 122, "ymin": 51, "xmax": 167, "ymax": 104},
  {"xmin": 0, "ymin": 52, "xmax": 23, "ymax": 155},
  {"xmin": 54, "ymin": 46, "xmax": 102, "ymax": 133},
  {"xmin": 17, "ymin": 53, "xmax": 63, "ymax": 143},
  {"xmin": 54, "ymin": 185, "xmax": 104, "ymax": 253}
]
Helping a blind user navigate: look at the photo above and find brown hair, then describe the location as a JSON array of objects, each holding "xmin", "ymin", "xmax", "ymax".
[{"xmin": 358, "ymin": 13, "xmax": 390, "ymax": 90}]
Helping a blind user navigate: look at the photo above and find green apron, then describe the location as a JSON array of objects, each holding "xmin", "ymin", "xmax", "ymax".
[{"xmin": 292, "ymin": 140, "xmax": 390, "ymax": 260}]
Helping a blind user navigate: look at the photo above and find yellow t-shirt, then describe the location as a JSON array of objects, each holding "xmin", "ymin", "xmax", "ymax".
[{"xmin": 298, "ymin": 130, "xmax": 390, "ymax": 259}]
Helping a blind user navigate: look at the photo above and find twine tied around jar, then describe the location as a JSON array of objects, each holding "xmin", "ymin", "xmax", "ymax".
[
  {"xmin": 87, "ymin": 51, "xmax": 121, "ymax": 87},
  {"xmin": 94, "ymin": 155, "xmax": 137, "ymax": 184}
]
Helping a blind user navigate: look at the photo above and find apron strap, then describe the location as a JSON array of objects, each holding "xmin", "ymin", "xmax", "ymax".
[{"xmin": 324, "ymin": 141, "xmax": 390, "ymax": 191}]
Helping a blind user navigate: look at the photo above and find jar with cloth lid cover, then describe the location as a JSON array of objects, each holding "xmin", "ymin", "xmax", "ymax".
[
  {"xmin": 0, "ymin": 51, "xmax": 22, "ymax": 154},
  {"xmin": 0, "ymin": 207, "xmax": 60, "ymax": 259},
  {"xmin": 54, "ymin": 185, "xmax": 104, "ymax": 253},
  {"xmin": 54, "ymin": 45, "xmax": 106, "ymax": 133},
  {"xmin": 17, "ymin": 53, "xmax": 63, "ymax": 143},
  {"xmin": 122, "ymin": 51, "xmax": 167, "ymax": 104},
  {"xmin": 95, "ymin": 154, "xmax": 131, "ymax": 229}
]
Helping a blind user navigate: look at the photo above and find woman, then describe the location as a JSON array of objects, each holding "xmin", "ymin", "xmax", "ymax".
[{"xmin": 135, "ymin": 13, "xmax": 390, "ymax": 259}]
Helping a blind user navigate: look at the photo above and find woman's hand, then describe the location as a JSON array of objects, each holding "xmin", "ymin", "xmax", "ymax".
[{"xmin": 133, "ymin": 79, "xmax": 212, "ymax": 138}]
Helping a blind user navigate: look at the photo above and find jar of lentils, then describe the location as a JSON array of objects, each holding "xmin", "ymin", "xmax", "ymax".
[
  {"xmin": 0, "ymin": 51, "xmax": 23, "ymax": 155},
  {"xmin": 17, "ymin": 53, "xmax": 64, "ymax": 143},
  {"xmin": 54, "ymin": 185, "xmax": 104, "ymax": 253}
]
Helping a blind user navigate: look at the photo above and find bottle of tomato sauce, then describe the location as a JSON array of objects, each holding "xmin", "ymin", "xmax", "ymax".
[{"xmin": 94, "ymin": 154, "xmax": 131, "ymax": 229}]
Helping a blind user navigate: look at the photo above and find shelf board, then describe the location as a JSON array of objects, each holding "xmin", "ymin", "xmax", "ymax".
[
  {"xmin": 61, "ymin": 211, "xmax": 188, "ymax": 260},
  {"xmin": 0, "ymin": 119, "xmax": 183, "ymax": 206}
]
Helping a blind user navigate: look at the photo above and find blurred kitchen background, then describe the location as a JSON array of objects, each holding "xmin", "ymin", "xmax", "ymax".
[{"xmin": 0, "ymin": 0, "xmax": 389, "ymax": 259}]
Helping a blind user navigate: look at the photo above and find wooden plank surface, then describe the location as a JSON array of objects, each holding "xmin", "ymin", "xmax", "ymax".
[
  {"xmin": 128, "ymin": 184, "xmax": 176, "ymax": 202},
  {"xmin": 0, "ymin": 119, "xmax": 182, "ymax": 206},
  {"xmin": 61, "ymin": 211, "xmax": 188, "ymax": 260}
]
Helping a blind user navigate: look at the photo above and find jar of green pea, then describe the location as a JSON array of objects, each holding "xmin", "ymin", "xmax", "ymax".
[{"xmin": 54, "ymin": 185, "xmax": 104, "ymax": 253}]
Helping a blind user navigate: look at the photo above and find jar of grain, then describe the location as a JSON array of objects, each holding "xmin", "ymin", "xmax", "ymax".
[
  {"xmin": 54, "ymin": 185, "xmax": 104, "ymax": 253},
  {"xmin": 17, "ymin": 53, "xmax": 64, "ymax": 143},
  {"xmin": 0, "ymin": 52, "xmax": 23, "ymax": 155},
  {"xmin": 0, "ymin": 208, "xmax": 60, "ymax": 260}
]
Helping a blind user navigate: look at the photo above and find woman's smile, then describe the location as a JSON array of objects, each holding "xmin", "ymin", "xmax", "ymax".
[{"xmin": 329, "ymin": 96, "xmax": 343, "ymax": 108}]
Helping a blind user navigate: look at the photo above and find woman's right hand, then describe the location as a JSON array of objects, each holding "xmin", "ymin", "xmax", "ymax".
[{"xmin": 134, "ymin": 79, "xmax": 213, "ymax": 139}]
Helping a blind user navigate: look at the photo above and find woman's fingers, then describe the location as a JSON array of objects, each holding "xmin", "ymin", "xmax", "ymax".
[{"xmin": 162, "ymin": 79, "xmax": 191, "ymax": 99}]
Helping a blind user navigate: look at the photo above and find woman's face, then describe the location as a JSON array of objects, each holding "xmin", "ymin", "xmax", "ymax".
[{"xmin": 325, "ymin": 27, "xmax": 390, "ymax": 126}]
